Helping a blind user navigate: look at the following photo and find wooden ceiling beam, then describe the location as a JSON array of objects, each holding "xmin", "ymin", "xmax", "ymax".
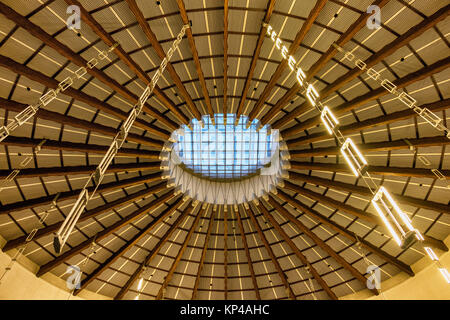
[
  {"xmin": 0, "ymin": 2, "xmax": 178, "ymax": 130},
  {"xmin": 0, "ymin": 162, "xmax": 160, "ymax": 180},
  {"xmin": 0, "ymin": 172, "xmax": 163, "ymax": 215},
  {"xmin": 282, "ymin": 180, "xmax": 445, "ymax": 252},
  {"xmin": 224, "ymin": 206, "xmax": 228, "ymax": 300},
  {"xmin": 124, "ymin": 0, "xmax": 195, "ymax": 125},
  {"xmin": 278, "ymin": 55, "xmax": 450, "ymax": 134},
  {"xmin": 322, "ymin": 4, "xmax": 450, "ymax": 98},
  {"xmin": 2, "ymin": 182, "xmax": 167, "ymax": 252},
  {"xmin": 249, "ymin": 0, "xmax": 328, "ymax": 123},
  {"xmin": 261, "ymin": 0, "xmax": 390, "ymax": 125},
  {"xmin": 246, "ymin": 204, "xmax": 296, "ymax": 299},
  {"xmin": 0, "ymin": 97, "xmax": 164, "ymax": 148},
  {"xmin": 258, "ymin": 200, "xmax": 339, "ymax": 299},
  {"xmin": 73, "ymin": 197, "xmax": 185, "ymax": 295},
  {"xmin": 176, "ymin": 0, "xmax": 213, "ymax": 122},
  {"xmin": 156, "ymin": 206, "xmax": 204, "ymax": 299},
  {"xmin": 0, "ymin": 136, "xmax": 159, "ymax": 159},
  {"xmin": 37, "ymin": 190, "xmax": 177, "ymax": 277},
  {"xmin": 114, "ymin": 202, "xmax": 194, "ymax": 300},
  {"xmin": 65, "ymin": 0, "xmax": 188, "ymax": 127},
  {"xmin": 289, "ymin": 136, "xmax": 450, "ymax": 157},
  {"xmin": 275, "ymin": 189, "xmax": 415, "ymax": 276},
  {"xmin": 235, "ymin": 206, "xmax": 261, "ymax": 299},
  {"xmin": 191, "ymin": 207, "xmax": 215, "ymax": 299},
  {"xmin": 235, "ymin": 0, "xmax": 277, "ymax": 122},
  {"xmin": 223, "ymin": 0, "xmax": 229, "ymax": 123},
  {"xmin": 267, "ymin": 196, "xmax": 378, "ymax": 296},
  {"xmin": 0, "ymin": 54, "xmax": 169, "ymax": 140},
  {"xmin": 287, "ymin": 98, "xmax": 450, "ymax": 147},
  {"xmin": 287, "ymin": 171, "xmax": 450, "ymax": 220},
  {"xmin": 289, "ymin": 161, "xmax": 450, "ymax": 179}
]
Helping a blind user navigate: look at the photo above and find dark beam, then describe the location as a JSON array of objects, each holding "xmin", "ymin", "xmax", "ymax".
[
  {"xmin": 114, "ymin": 202, "xmax": 194, "ymax": 300},
  {"xmin": 287, "ymin": 98, "xmax": 450, "ymax": 147},
  {"xmin": 224, "ymin": 206, "xmax": 228, "ymax": 300},
  {"xmin": 176, "ymin": 0, "xmax": 213, "ymax": 122},
  {"xmin": 124, "ymin": 0, "xmax": 194, "ymax": 125},
  {"xmin": 2, "ymin": 182, "xmax": 167, "ymax": 252},
  {"xmin": 191, "ymin": 206, "xmax": 215, "ymax": 299},
  {"xmin": 262, "ymin": 0, "xmax": 390, "ymax": 125},
  {"xmin": 250, "ymin": 0, "xmax": 328, "ymax": 123},
  {"xmin": 246, "ymin": 204, "xmax": 296, "ymax": 299},
  {"xmin": 279, "ymin": 56, "xmax": 450, "ymax": 135},
  {"xmin": 37, "ymin": 190, "xmax": 176, "ymax": 277},
  {"xmin": 0, "ymin": 54, "xmax": 169, "ymax": 140},
  {"xmin": 0, "ymin": 172, "xmax": 163, "ymax": 215},
  {"xmin": 258, "ymin": 200, "xmax": 338, "ymax": 299},
  {"xmin": 156, "ymin": 205, "xmax": 204, "ymax": 299},
  {"xmin": 0, "ymin": 2, "xmax": 178, "ymax": 130},
  {"xmin": 275, "ymin": 189, "xmax": 415, "ymax": 276},
  {"xmin": 282, "ymin": 181, "xmax": 445, "ymax": 252},
  {"xmin": 266, "ymin": 197, "xmax": 379, "ymax": 296},
  {"xmin": 287, "ymin": 171, "xmax": 450, "ymax": 218},
  {"xmin": 73, "ymin": 197, "xmax": 185, "ymax": 295},
  {"xmin": 0, "ymin": 97, "xmax": 163, "ymax": 148},
  {"xmin": 235, "ymin": 206, "xmax": 261, "ymax": 299},
  {"xmin": 235, "ymin": 0, "xmax": 277, "ymax": 122},
  {"xmin": 0, "ymin": 136, "xmax": 159, "ymax": 159},
  {"xmin": 289, "ymin": 136, "xmax": 450, "ymax": 157},
  {"xmin": 223, "ymin": 0, "xmax": 229, "ymax": 123},
  {"xmin": 289, "ymin": 161, "xmax": 450, "ymax": 179}
]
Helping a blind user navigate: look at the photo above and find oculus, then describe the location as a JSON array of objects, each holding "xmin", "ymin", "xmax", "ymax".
[{"xmin": 160, "ymin": 114, "xmax": 290, "ymax": 205}]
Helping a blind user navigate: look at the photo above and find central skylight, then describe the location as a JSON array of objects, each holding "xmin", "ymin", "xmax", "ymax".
[{"xmin": 175, "ymin": 114, "xmax": 274, "ymax": 179}]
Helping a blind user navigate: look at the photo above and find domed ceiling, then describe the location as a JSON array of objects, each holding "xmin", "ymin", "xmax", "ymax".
[{"xmin": 0, "ymin": 0, "xmax": 449, "ymax": 300}]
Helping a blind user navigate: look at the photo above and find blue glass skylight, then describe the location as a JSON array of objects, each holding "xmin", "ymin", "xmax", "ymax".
[{"xmin": 174, "ymin": 114, "xmax": 274, "ymax": 179}]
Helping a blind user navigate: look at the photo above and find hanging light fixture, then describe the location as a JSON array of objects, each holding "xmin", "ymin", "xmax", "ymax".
[
  {"xmin": 371, "ymin": 186, "xmax": 419, "ymax": 249},
  {"xmin": 320, "ymin": 106, "xmax": 339, "ymax": 135},
  {"xmin": 340, "ymin": 138, "xmax": 368, "ymax": 177}
]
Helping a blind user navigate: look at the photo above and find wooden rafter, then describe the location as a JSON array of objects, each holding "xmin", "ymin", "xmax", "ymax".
[
  {"xmin": 224, "ymin": 206, "xmax": 228, "ymax": 300},
  {"xmin": 278, "ymin": 55, "xmax": 450, "ymax": 133},
  {"xmin": 73, "ymin": 197, "xmax": 185, "ymax": 295},
  {"xmin": 235, "ymin": 0, "xmax": 277, "ymax": 123},
  {"xmin": 176, "ymin": 0, "xmax": 213, "ymax": 122},
  {"xmin": 192, "ymin": 207, "xmax": 215, "ymax": 299},
  {"xmin": 114, "ymin": 202, "xmax": 194, "ymax": 300},
  {"xmin": 257, "ymin": 200, "xmax": 338, "ymax": 299},
  {"xmin": 0, "ymin": 55, "xmax": 170, "ymax": 140},
  {"xmin": 2, "ymin": 182, "xmax": 167, "ymax": 252},
  {"xmin": 0, "ymin": 162, "xmax": 160, "ymax": 180},
  {"xmin": 289, "ymin": 161, "xmax": 450, "ymax": 179},
  {"xmin": 223, "ymin": 0, "xmax": 229, "ymax": 123},
  {"xmin": 0, "ymin": 172, "xmax": 163, "ymax": 215},
  {"xmin": 282, "ymin": 181, "xmax": 444, "ymax": 252},
  {"xmin": 0, "ymin": 97, "xmax": 164, "ymax": 148},
  {"xmin": 36, "ymin": 191, "xmax": 176, "ymax": 277},
  {"xmin": 156, "ymin": 206, "xmax": 204, "ymax": 299},
  {"xmin": 288, "ymin": 171, "xmax": 450, "ymax": 219},
  {"xmin": 0, "ymin": 2, "xmax": 178, "ymax": 130},
  {"xmin": 289, "ymin": 136, "xmax": 450, "ymax": 158},
  {"xmin": 246, "ymin": 204, "xmax": 296, "ymax": 299},
  {"xmin": 235, "ymin": 206, "xmax": 261, "ymax": 299},
  {"xmin": 275, "ymin": 190, "xmax": 415, "ymax": 276},
  {"xmin": 0, "ymin": 136, "xmax": 159, "ymax": 159},
  {"xmin": 287, "ymin": 98, "xmax": 450, "ymax": 147},
  {"xmin": 124, "ymin": 0, "xmax": 196, "ymax": 125},
  {"xmin": 249, "ymin": 0, "xmax": 328, "ymax": 123},
  {"xmin": 322, "ymin": 4, "xmax": 450, "ymax": 98},
  {"xmin": 266, "ymin": 198, "xmax": 380, "ymax": 296}
]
